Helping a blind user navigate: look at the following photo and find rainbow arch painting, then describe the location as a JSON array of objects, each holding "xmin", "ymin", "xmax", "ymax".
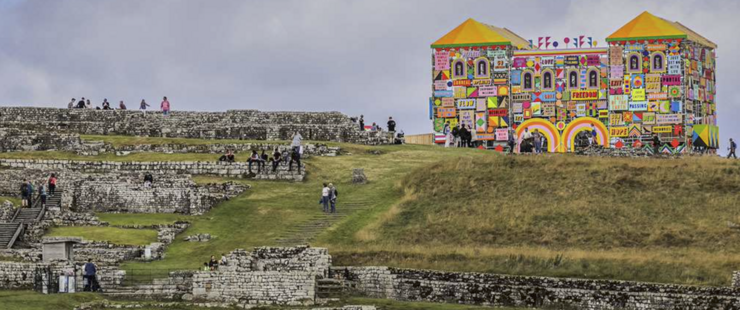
[
  {"xmin": 516, "ymin": 118, "xmax": 561, "ymax": 153},
  {"xmin": 561, "ymin": 117, "xmax": 609, "ymax": 152}
]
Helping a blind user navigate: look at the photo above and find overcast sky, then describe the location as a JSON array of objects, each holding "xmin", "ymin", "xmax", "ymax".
[{"xmin": 0, "ymin": 0, "xmax": 737, "ymax": 148}]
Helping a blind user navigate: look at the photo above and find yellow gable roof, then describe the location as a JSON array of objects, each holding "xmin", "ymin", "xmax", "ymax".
[
  {"xmin": 431, "ymin": 18, "xmax": 529, "ymax": 49},
  {"xmin": 607, "ymin": 11, "xmax": 716, "ymax": 48}
]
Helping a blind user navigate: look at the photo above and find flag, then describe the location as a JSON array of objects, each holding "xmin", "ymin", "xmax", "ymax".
[
  {"xmin": 588, "ymin": 37, "xmax": 593, "ymax": 47},
  {"xmin": 545, "ymin": 37, "xmax": 551, "ymax": 49},
  {"xmin": 537, "ymin": 37, "xmax": 543, "ymax": 49},
  {"xmin": 579, "ymin": 35, "xmax": 585, "ymax": 48}
]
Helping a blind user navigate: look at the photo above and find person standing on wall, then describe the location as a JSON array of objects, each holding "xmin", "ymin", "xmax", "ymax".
[
  {"xmin": 48, "ymin": 174, "xmax": 57, "ymax": 197},
  {"xmin": 161, "ymin": 96, "xmax": 170, "ymax": 116},
  {"xmin": 359, "ymin": 115, "xmax": 365, "ymax": 131},
  {"xmin": 729, "ymin": 138, "xmax": 737, "ymax": 159},
  {"xmin": 140, "ymin": 99, "xmax": 150, "ymax": 113},
  {"xmin": 387, "ymin": 117, "xmax": 396, "ymax": 132},
  {"xmin": 291, "ymin": 131, "xmax": 303, "ymax": 151}
]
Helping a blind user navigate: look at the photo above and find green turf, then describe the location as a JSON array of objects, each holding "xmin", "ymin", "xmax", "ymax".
[
  {"xmin": 46, "ymin": 226, "xmax": 158, "ymax": 246},
  {"xmin": 97, "ymin": 213, "xmax": 191, "ymax": 227},
  {"xmin": 0, "ymin": 290, "xmax": 102, "ymax": 310},
  {"xmin": 20, "ymin": 137, "xmax": 740, "ymax": 286},
  {"xmin": 0, "ymin": 196, "xmax": 21, "ymax": 206}
]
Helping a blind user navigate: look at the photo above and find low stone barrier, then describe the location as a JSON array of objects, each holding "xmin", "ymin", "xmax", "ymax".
[{"xmin": 334, "ymin": 266, "xmax": 740, "ymax": 309}]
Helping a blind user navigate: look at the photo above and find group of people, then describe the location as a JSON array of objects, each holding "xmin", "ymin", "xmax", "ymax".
[
  {"xmin": 202, "ymin": 254, "xmax": 229, "ymax": 271},
  {"xmin": 217, "ymin": 132, "xmax": 304, "ymax": 174},
  {"xmin": 519, "ymin": 128, "xmax": 548, "ymax": 154},
  {"xmin": 320, "ymin": 183, "xmax": 338, "ymax": 214},
  {"xmin": 19, "ymin": 174, "xmax": 57, "ymax": 208},
  {"xmin": 67, "ymin": 96, "xmax": 171, "ymax": 115},
  {"xmin": 442, "ymin": 122, "xmax": 474, "ymax": 148}
]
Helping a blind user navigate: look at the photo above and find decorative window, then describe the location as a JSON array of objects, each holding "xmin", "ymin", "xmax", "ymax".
[
  {"xmin": 587, "ymin": 68, "xmax": 599, "ymax": 89},
  {"xmin": 541, "ymin": 69, "xmax": 554, "ymax": 91},
  {"xmin": 627, "ymin": 52, "xmax": 642, "ymax": 73},
  {"xmin": 452, "ymin": 59, "xmax": 467, "ymax": 79},
  {"xmin": 474, "ymin": 57, "xmax": 489, "ymax": 78},
  {"xmin": 650, "ymin": 52, "xmax": 666, "ymax": 72},
  {"xmin": 522, "ymin": 70, "xmax": 534, "ymax": 91},
  {"xmin": 567, "ymin": 70, "xmax": 579, "ymax": 89}
]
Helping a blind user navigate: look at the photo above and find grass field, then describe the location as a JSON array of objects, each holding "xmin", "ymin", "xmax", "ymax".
[
  {"xmin": 46, "ymin": 226, "xmax": 158, "ymax": 246},
  {"xmin": 6, "ymin": 138, "xmax": 740, "ymax": 286},
  {"xmin": 0, "ymin": 196, "xmax": 21, "ymax": 206}
]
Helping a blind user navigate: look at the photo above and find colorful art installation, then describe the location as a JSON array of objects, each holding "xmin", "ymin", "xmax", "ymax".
[
  {"xmin": 430, "ymin": 12, "xmax": 718, "ymax": 153},
  {"xmin": 515, "ymin": 118, "xmax": 561, "ymax": 153}
]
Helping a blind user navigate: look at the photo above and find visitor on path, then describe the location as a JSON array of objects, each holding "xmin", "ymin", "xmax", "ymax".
[
  {"xmin": 83, "ymin": 259, "xmax": 99, "ymax": 292},
  {"xmin": 20, "ymin": 179, "xmax": 29, "ymax": 207},
  {"xmin": 321, "ymin": 183, "xmax": 330, "ymax": 213},
  {"xmin": 591, "ymin": 124, "xmax": 597, "ymax": 146},
  {"xmin": 521, "ymin": 128, "xmax": 533, "ymax": 153},
  {"xmin": 463, "ymin": 125, "xmax": 472, "ymax": 147},
  {"xmin": 508, "ymin": 130, "xmax": 516, "ymax": 154},
  {"xmin": 220, "ymin": 253, "xmax": 228, "ymax": 266},
  {"xmin": 27, "ymin": 181, "xmax": 34, "ymax": 206},
  {"xmin": 77, "ymin": 98, "xmax": 86, "ymax": 109},
  {"xmin": 652, "ymin": 134, "xmax": 661, "ymax": 156},
  {"xmin": 729, "ymin": 138, "xmax": 737, "ymax": 159},
  {"xmin": 288, "ymin": 147, "xmax": 301, "ymax": 173},
  {"xmin": 248, "ymin": 150, "xmax": 263, "ymax": 173},
  {"xmin": 443, "ymin": 122, "xmax": 452, "ymax": 148},
  {"xmin": 38, "ymin": 185, "xmax": 47, "ymax": 207},
  {"xmin": 533, "ymin": 129, "xmax": 543, "ymax": 154},
  {"xmin": 102, "ymin": 99, "xmax": 111, "ymax": 110},
  {"xmin": 272, "ymin": 148, "xmax": 282, "ymax": 172},
  {"xmin": 359, "ymin": 115, "xmax": 365, "ymax": 131},
  {"xmin": 68, "ymin": 98, "xmax": 75, "ymax": 109},
  {"xmin": 328, "ymin": 183, "xmax": 338, "ymax": 214},
  {"xmin": 208, "ymin": 255, "xmax": 218, "ymax": 271},
  {"xmin": 140, "ymin": 99, "xmax": 150, "ymax": 112},
  {"xmin": 161, "ymin": 96, "xmax": 170, "ymax": 116},
  {"xmin": 144, "ymin": 173, "xmax": 153, "ymax": 188},
  {"xmin": 48, "ymin": 174, "xmax": 57, "ymax": 197},
  {"xmin": 387, "ymin": 117, "xmax": 396, "ymax": 132},
  {"xmin": 119, "ymin": 101, "xmax": 127, "ymax": 110}
]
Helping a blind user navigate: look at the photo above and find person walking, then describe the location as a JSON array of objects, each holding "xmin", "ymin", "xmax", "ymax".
[
  {"xmin": 27, "ymin": 181, "xmax": 34, "ymax": 207},
  {"xmin": 20, "ymin": 179, "xmax": 29, "ymax": 208},
  {"xmin": 359, "ymin": 115, "xmax": 365, "ymax": 131},
  {"xmin": 119, "ymin": 101, "xmax": 127, "ymax": 110},
  {"xmin": 328, "ymin": 183, "xmax": 338, "ymax": 214},
  {"xmin": 161, "ymin": 96, "xmax": 170, "ymax": 116},
  {"xmin": 387, "ymin": 117, "xmax": 396, "ymax": 132},
  {"xmin": 140, "ymin": 99, "xmax": 150, "ymax": 113},
  {"xmin": 83, "ymin": 259, "xmax": 98, "ymax": 292},
  {"xmin": 68, "ymin": 98, "xmax": 76, "ymax": 109},
  {"xmin": 443, "ymin": 122, "xmax": 452, "ymax": 148},
  {"xmin": 321, "ymin": 183, "xmax": 330, "ymax": 213},
  {"xmin": 48, "ymin": 173, "xmax": 57, "ymax": 197},
  {"xmin": 508, "ymin": 130, "xmax": 516, "ymax": 154},
  {"xmin": 729, "ymin": 138, "xmax": 737, "ymax": 159},
  {"xmin": 533, "ymin": 129, "xmax": 542, "ymax": 154},
  {"xmin": 39, "ymin": 185, "xmax": 47, "ymax": 207},
  {"xmin": 590, "ymin": 124, "xmax": 598, "ymax": 146}
]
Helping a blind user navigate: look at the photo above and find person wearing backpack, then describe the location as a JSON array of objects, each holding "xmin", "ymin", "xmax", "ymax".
[
  {"xmin": 387, "ymin": 117, "xmax": 396, "ymax": 132},
  {"xmin": 48, "ymin": 173, "xmax": 57, "ymax": 197},
  {"xmin": 39, "ymin": 185, "xmax": 47, "ymax": 207},
  {"xmin": 27, "ymin": 181, "xmax": 34, "ymax": 207},
  {"xmin": 20, "ymin": 180, "xmax": 29, "ymax": 207},
  {"xmin": 328, "ymin": 183, "xmax": 338, "ymax": 214},
  {"xmin": 729, "ymin": 138, "xmax": 737, "ymax": 159}
]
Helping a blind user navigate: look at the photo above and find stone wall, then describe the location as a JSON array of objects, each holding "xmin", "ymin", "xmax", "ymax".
[
  {"xmin": 0, "ymin": 158, "xmax": 305, "ymax": 181},
  {"xmin": 88, "ymin": 141, "xmax": 340, "ymax": 158},
  {"xmin": 335, "ymin": 266, "xmax": 740, "ymax": 309},
  {"xmin": 222, "ymin": 246, "xmax": 331, "ymax": 278},
  {"xmin": 191, "ymin": 271, "xmax": 316, "ymax": 306},
  {"xmin": 0, "ymin": 107, "xmax": 389, "ymax": 145},
  {"xmin": 0, "ymin": 128, "xmax": 82, "ymax": 152},
  {"xmin": 0, "ymin": 261, "xmax": 125, "ymax": 291}
]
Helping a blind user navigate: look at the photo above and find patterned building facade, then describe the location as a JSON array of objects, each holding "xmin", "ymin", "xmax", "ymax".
[{"xmin": 430, "ymin": 12, "xmax": 718, "ymax": 153}]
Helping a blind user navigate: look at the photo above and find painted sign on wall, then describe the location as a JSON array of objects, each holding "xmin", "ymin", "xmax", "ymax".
[
  {"xmin": 435, "ymin": 50, "xmax": 450, "ymax": 70},
  {"xmin": 571, "ymin": 90, "xmax": 599, "ymax": 101}
]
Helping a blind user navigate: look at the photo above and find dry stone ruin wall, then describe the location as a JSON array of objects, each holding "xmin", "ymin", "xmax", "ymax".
[{"xmin": 0, "ymin": 107, "xmax": 389, "ymax": 144}]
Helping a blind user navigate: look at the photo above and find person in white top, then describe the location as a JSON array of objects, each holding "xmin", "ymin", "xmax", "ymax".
[{"xmin": 321, "ymin": 183, "xmax": 330, "ymax": 213}]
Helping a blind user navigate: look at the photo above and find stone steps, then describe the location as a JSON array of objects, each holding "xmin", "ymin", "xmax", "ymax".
[
  {"xmin": 316, "ymin": 278, "xmax": 346, "ymax": 299},
  {"xmin": 0, "ymin": 223, "xmax": 22, "ymax": 249},
  {"xmin": 275, "ymin": 201, "xmax": 371, "ymax": 246}
]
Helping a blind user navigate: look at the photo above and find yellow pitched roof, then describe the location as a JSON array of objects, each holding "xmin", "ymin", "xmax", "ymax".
[
  {"xmin": 607, "ymin": 11, "xmax": 717, "ymax": 48},
  {"xmin": 431, "ymin": 18, "xmax": 529, "ymax": 49}
]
